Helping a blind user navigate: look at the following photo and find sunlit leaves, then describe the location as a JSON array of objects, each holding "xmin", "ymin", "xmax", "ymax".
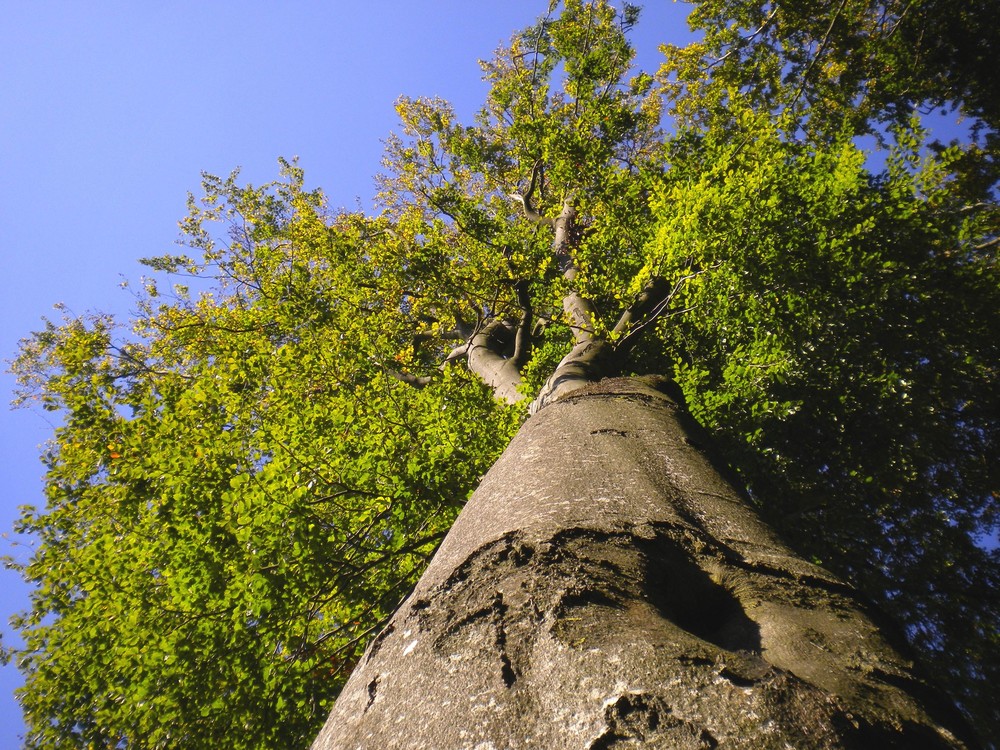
[
  {"xmin": 9, "ymin": 164, "xmax": 518, "ymax": 748},
  {"xmin": 659, "ymin": 0, "xmax": 1000, "ymax": 195},
  {"xmin": 645, "ymin": 101, "xmax": 1000, "ymax": 738},
  {"xmin": 376, "ymin": 1, "xmax": 665, "ymax": 356},
  {"xmin": 8, "ymin": 1, "xmax": 999, "ymax": 746}
]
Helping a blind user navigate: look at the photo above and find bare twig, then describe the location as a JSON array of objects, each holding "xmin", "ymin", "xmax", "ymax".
[
  {"xmin": 789, "ymin": 0, "xmax": 850, "ymax": 112},
  {"xmin": 703, "ymin": 7, "xmax": 779, "ymax": 72}
]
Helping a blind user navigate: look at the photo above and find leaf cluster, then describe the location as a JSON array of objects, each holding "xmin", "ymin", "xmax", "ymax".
[
  {"xmin": 8, "ymin": 164, "xmax": 518, "ymax": 748},
  {"xmin": 6, "ymin": 1, "xmax": 1000, "ymax": 745},
  {"xmin": 644, "ymin": 104, "xmax": 1000, "ymax": 741}
]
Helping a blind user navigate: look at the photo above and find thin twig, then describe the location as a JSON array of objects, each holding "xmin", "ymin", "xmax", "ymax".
[{"xmin": 788, "ymin": 0, "xmax": 850, "ymax": 113}]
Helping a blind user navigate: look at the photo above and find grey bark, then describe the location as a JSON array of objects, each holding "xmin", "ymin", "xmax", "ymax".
[
  {"xmin": 465, "ymin": 320, "xmax": 524, "ymax": 406},
  {"xmin": 311, "ymin": 377, "xmax": 976, "ymax": 749}
]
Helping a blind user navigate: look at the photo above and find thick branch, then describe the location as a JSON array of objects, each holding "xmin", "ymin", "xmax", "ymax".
[
  {"xmin": 551, "ymin": 197, "xmax": 579, "ymax": 273},
  {"xmin": 551, "ymin": 199, "xmax": 599, "ymax": 344},
  {"xmin": 529, "ymin": 338, "xmax": 616, "ymax": 414},
  {"xmin": 386, "ymin": 369, "xmax": 433, "ymax": 389},
  {"xmin": 388, "ymin": 325, "xmax": 478, "ymax": 390},
  {"xmin": 511, "ymin": 280, "xmax": 533, "ymax": 370},
  {"xmin": 508, "ymin": 165, "xmax": 603, "ymax": 392},
  {"xmin": 614, "ymin": 265, "xmax": 720, "ymax": 355},
  {"xmin": 560, "ymin": 292, "xmax": 595, "ymax": 344},
  {"xmin": 429, "ymin": 318, "xmax": 523, "ymax": 403},
  {"xmin": 442, "ymin": 342, "xmax": 471, "ymax": 365},
  {"xmin": 611, "ymin": 275, "xmax": 672, "ymax": 341},
  {"xmin": 465, "ymin": 319, "xmax": 525, "ymax": 405},
  {"xmin": 508, "ymin": 161, "xmax": 552, "ymax": 226},
  {"xmin": 412, "ymin": 327, "xmax": 464, "ymax": 350}
]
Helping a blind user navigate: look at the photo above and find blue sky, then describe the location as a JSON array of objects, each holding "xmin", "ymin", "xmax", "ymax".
[{"xmin": 0, "ymin": 2, "xmax": 691, "ymax": 744}]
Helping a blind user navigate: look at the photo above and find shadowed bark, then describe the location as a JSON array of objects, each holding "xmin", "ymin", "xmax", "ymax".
[{"xmin": 312, "ymin": 377, "xmax": 976, "ymax": 750}]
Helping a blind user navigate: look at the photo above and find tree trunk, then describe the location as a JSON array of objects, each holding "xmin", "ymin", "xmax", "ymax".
[{"xmin": 311, "ymin": 377, "xmax": 976, "ymax": 749}]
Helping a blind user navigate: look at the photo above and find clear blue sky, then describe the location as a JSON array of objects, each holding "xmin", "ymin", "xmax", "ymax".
[{"xmin": 0, "ymin": 2, "xmax": 691, "ymax": 744}]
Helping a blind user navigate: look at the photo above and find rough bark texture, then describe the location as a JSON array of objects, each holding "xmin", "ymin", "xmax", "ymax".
[{"xmin": 312, "ymin": 377, "xmax": 976, "ymax": 749}]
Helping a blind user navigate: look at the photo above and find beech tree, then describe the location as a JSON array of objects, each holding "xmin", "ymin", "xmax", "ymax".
[{"xmin": 7, "ymin": 1, "xmax": 998, "ymax": 748}]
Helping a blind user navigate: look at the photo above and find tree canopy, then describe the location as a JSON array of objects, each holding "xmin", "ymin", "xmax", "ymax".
[{"xmin": 6, "ymin": 1, "xmax": 999, "ymax": 747}]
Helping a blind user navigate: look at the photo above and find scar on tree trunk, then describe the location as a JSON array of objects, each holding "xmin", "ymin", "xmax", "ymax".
[{"xmin": 312, "ymin": 377, "xmax": 978, "ymax": 750}]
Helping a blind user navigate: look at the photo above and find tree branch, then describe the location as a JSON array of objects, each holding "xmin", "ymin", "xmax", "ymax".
[
  {"xmin": 614, "ymin": 265, "xmax": 720, "ymax": 354},
  {"xmin": 703, "ymin": 7, "xmax": 779, "ymax": 72},
  {"xmin": 511, "ymin": 280, "xmax": 533, "ymax": 370},
  {"xmin": 386, "ymin": 369, "xmax": 433, "ymax": 388},
  {"xmin": 508, "ymin": 160, "xmax": 553, "ymax": 226},
  {"xmin": 529, "ymin": 338, "xmax": 615, "ymax": 414},
  {"xmin": 509, "ymin": 165, "xmax": 595, "ymax": 344},
  {"xmin": 562, "ymin": 290, "xmax": 597, "ymax": 344},
  {"xmin": 789, "ymin": 0, "xmax": 850, "ymax": 112},
  {"xmin": 611, "ymin": 276, "xmax": 671, "ymax": 338},
  {"xmin": 465, "ymin": 319, "xmax": 525, "ymax": 404}
]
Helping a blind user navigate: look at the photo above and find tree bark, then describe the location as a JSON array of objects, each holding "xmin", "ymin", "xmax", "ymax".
[{"xmin": 311, "ymin": 377, "xmax": 977, "ymax": 749}]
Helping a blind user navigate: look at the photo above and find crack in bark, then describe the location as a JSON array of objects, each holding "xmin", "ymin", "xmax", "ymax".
[
  {"xmin": 363, "ymin": 621, "xmax": 394, "ymax": 665},
  {"xmin": 589, "ymin": 693, "xmax": 719, "ymax": 750},
  {"xmin": 419, "ymin": 524, "xmax": 765, "ymax": 658},
  {"xmin": 364, "ymin": 677, "xmax": 378, "ymax": 712},
  {"xmin": 590, "ymin": 427, "xmax": 627, "ymax": 436}
]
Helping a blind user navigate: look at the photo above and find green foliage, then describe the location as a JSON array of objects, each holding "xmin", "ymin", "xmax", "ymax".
[
  {"xmin": 659, "ymin": 0, "xmax": 1000, "ymax": 191},
  {"xmin": 9, "ymin": 164, "xmax": 518, "ymax": 748},
  {"xmin": 643, "ymin": 102, "xmax": 1000, "ymax": 739},
  {"xmin": 7, "ymin": 1, "xmax": 1000, "ymax": 746},
  {"xmin": 378, "ymin": 0, "xmax": 663, "ymax": 337},
  {"xmin": 653, "ymin": 4, "xmax": 1000, "ymax": 735}
]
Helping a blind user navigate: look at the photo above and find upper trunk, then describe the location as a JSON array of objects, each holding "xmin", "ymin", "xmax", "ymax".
[{"xmin": 311, "ymin": 377, "xmax": 976, "ymax": 749}]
